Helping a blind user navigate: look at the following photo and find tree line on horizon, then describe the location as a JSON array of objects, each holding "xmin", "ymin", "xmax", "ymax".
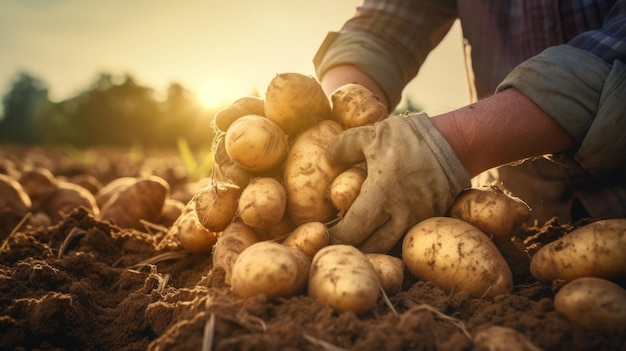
[{"xmin": 0, "ymin": 72, "xmax": 244, "ymax": 149}]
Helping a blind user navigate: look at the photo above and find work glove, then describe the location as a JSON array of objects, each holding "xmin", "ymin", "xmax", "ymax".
[{"xmin": 327, "ymin": 112, "xmax": 471, "ymax": 253}]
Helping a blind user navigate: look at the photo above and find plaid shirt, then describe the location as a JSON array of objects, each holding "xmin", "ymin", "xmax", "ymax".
[{"xmin": 314, "ymin": 0, "xmax": 626, "ymax": 220}]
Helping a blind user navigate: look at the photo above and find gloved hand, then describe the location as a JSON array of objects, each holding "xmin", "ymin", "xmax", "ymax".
[{"xmin": 326, "ymin": 112, "xmax": 471, "ymax": 253}]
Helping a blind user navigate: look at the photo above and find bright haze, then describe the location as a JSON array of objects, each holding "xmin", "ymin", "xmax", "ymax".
[{"xmin": 0, "ymin": 0, "xmax": 468, "ymax": 113}]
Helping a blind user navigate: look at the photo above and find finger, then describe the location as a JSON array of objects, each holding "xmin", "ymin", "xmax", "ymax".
[
  {"xmin": 326, "ymin": 126, "xmax": 375, "ymax": 165},
  {"xmin": 358, "ymin": 206, "xmax": 417, "ymax": 253},
  {"xmin": 328, "ymin": 184, "xmax": 389, "ymax": 246}
]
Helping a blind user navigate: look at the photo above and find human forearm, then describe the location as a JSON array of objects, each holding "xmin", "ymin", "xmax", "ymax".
[
  {"xmin": 320, "ymin": 65, "xmax": 390, "ymax": 111},
  {"xmin": 431, "ymin": 88, "xmax": 575, "ymax": 177}
]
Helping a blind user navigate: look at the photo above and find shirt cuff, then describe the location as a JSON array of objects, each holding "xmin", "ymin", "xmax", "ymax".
[
  {"xmin": 313, "ymin": 31, "xmax": 406, "ymax": 109},
  {"xmin": 497, "ymin": 45, "xmax": 626, "ymax": 170}
]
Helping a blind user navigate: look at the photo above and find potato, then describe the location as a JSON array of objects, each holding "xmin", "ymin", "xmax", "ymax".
[
  {"xmin": 43, "ymin": 181, "xmax": 100, "ymax": 222},
  {"xmin": 264, "ymin": 72, "xmax": 332, "ymax": 135},
  {"xmin": 446, "ymin": 186, "xmax": 530, "ymax": 244},
  {"xmin": 0, "ymin": 173, "xmax": 32, "ymax": 213},
  {"xmin": 473, "ymin": 325, "xmax": 541, "ymax": 351},
  {"xmin": 554, "ymin": 277, "xmax": 626, "ymax": 333},
  {"xmin": 17, "ymin": 167, "xmax": 56, "ymax": 208},
  {"xmin": 94, "ymin": 176, "xmax": 136, "ymax": 209},
  {"xmin": 237, "ymin": 177, "xmax": 286, "ymax": 230},
  {"xmin": 282, "ymin": 221, "xmax": 329, "ymax": 258},
  {"xmin": 172, "ymin": 209, "xmax": 219, "ymax": 253},
  {"xmin": 212, "ymin": 96, "xmax": 265, "ymax": 133},
  {"xmin": 330, "ymin": 83, "xmax": 387, "ymax": 128},
  {"xmin": 328, "ymin": 164, "xmax": 366, "ymax": 215},
  {"xmin": 402, "ymin": 217, "xmax": 513, "ymax": 299},
  {"xmin": 212, "ymin": 221, "xmax": 259, "ymax": 285},
  {"xmin": 365, "ymin": 253, "xmax": 404, "ymax": 295},
  {"xmin": 283, "ymin": 120, "xmax": 346, "ymax": 225},
  {"xmin": 158, "ymin": 198, "xmax": 185, "ymax": 227},
  {"xmin": 99, "ymin": 176, "xmax": 169, "ymax": 230},
  {"xmin": 193, "ymin": 181, "xmax": 241, "ymax": 232},
  {"xmin": 530, "ymin": 219, "xmax": 626, "ymax": 283},
  {"xmin": 230, "ymin": 241, "xmax": 311, "ymax": 298},
  {"xmin": 211, "ymin": 135, "xmax": 253, "ymax": 189},
  {"xmin": 308, "ymin": 244, "xmax": 380, "ymax": 314},
  {"xmin": 252, "ymin": 213, "xmax": 296, "ymax": 241},
  {"xmin": 224, "ymin": 115, "xmax": 289, "ymax": 173}
]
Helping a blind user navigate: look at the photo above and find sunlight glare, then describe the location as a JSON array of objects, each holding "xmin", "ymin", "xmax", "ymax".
[{"xmin": 194, "ymin": 79, "xmax": 256, "ymax": 110}]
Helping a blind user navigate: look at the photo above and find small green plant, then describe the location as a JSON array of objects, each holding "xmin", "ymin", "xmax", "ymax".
[{"xmin": 177, "ymin": 137, "xmax": 213, "ymax": 181}]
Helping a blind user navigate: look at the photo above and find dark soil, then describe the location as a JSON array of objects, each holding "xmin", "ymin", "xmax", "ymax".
[{"xmin": 0, "ymin": 146, "xmax": 624, "ymax": 351}]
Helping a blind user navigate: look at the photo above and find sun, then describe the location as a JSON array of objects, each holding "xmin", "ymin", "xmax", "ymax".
[{"xmin": 194, "ymin": 79, "xmax": 256, "ymax": 110}]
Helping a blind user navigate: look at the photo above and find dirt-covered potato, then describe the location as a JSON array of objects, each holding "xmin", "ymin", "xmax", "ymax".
[
  {"xmin": 330, "ymin": 83, "xmax": 388, "ymax": 128},
  {"xmin": 281, "ymin": 221, "xmax": 329, "ymax": 258},
  {"xmin": 365, "ymin": 253, "xmax": 404, "ymax": 295},
  {"xmin": 328, "ymin": 164, "xmax": 366, "ymax": 216},
  {"xmin": 446, "ymin": 186, "xmax": 530, "ymax": 244},
  {"xmin": 230, "ymin": 241, "xmax": 311, "ymax": 299},
  {"xmin": 554, "ymin": 277, "xmax": 626, "ymax": 333},
  {"xmin": 43, "ymin": 181, "xmax": 100, "ymax": 222},
  {"xmin": 530, "ymin": 219, "xmax": 626, "ymax": 283},
  {"xmin": 264, "ymin": 72, "xmax": 332, "ymax": 135},
  {"xmin": 224, "ymin": 115, "xmax": 289, "ymax": 173},
  {"xmin": 193, "ymin": 181, "xmax": 241, "ymax": 232},
  {"xmin": 283, "ymin": 120, "xmax": 346, "ymax": 225},
  {"xmin": 212, "ymin": 221, "xmax": 259, "ymax": 285},
  {"xmin": 212, "ymin": 96, "xmax": 265, "ymax": 133},
  {"xmin": 308, "ymin": 244, "xmax": 380, "ymax": 314},
  {"xmin": 402, "ymin": 217, "xmax": 513, "ymax": 299},
  {"xmin": 237, "ymin": 177, "xmax": 286, "ymax": 230},
  {"xmin": 171, "ymin": 207, "xmax": 219, "ymax": 253},
  {"xmin": 473, "ymin": 325, "xmax": 541, "ymax": 351}
]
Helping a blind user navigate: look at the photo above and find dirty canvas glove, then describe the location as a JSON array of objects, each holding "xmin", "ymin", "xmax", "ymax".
[{"xmin": 327, "ymin": 112, "xmax": 471, "ymax": 253}]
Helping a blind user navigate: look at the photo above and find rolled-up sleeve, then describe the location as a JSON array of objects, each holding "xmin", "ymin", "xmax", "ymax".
[
  {"xmin": 497, "ymin": 1, "xmax": 626, "ymax": 170},
  {"xmin": 313, "ymin": 0, "xmax": 457, "ymax": 109}
]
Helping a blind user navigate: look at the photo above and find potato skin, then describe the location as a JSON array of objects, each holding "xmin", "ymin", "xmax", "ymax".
[
  {"xmin": 265, "ymin": 72, "xmax": 332, "ymax": 136},
  {"xmin": 225, "ymin": 115, "xmax": 288, "ymax": 173},
  {"xmin": 330, "ymin": 83, "xmax": 387, "ymax": 128},
  {"xmin": 554, "ymin": 277, "xmax": 626, "ymax": 333},
  {"xmin": 530, "ymin": 219, "xmax": 626, "ymax": 283},
  {"xmin": 212, "ymin": 96, "xmax": 265, "ymax": 133},
  {"xmin": 230, "ymin": 241, "xmax": 310, "ymax": 299},
  {"xmin": 193, "ymin": 182, "xmax": 241, "ymax": 232},
  {"xmin": 402, "ymin": 217, "xmax": 513, "ymax": 299},
  {"xmin": 329, "ymin": 164, "xmax": 366, "ymax": 215},
  {"xmin": 365, "ymin": 253, "xmax": 404, "ymax": 294},
  {"xmin": 308, "ymin": 244, "xmax": 380, "ymax": 314},
  {"xmin": 283, "ymin": 120, "xmax": 346, "ymax": 225},
  {"xmin": 212, "ymin": 221, "xmax": 259, "ymax": 285},
  {"xmin": 446, "ymin": 187, "xmax": 530, "ymax": 244},
  {"xmin": 237, "ymin": 177, "xmax": 286, "ymax": 229},
  {"xmin": 282, "ymin": 221, "xmax": 329, "ymax": 258},
  {"xmin": 172, "ymin": 209, "xmax": 219, "ymax": 253}
]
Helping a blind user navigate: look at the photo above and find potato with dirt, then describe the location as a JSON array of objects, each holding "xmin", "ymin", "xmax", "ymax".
[
  {"xmin": 230, "ymin": 241, "xmax": 311, "ymax": 298},
  {"xmin": 237, "ymin": 177, "xmax": 286, "ymax": 230},
  {"xmin": 530, "ymin": 218, "xmax": 626, "ymax": 283},
  {"xmin": 193, "ymin": 181, "xmax": 241, "ymax": 232},
  {"xmin": 365, "ymin": 253, "xmax": 404, "ymax": 295},
  {"xmin": 212, "ymin": 96, "xmax": 265, "ymax": 133},
  {"xmin": 446, "ymin": 186, "xmax": 530, "ymax": 244},
  {"xmin": 554, "ymin": 277, "xmax": 626, "ymax": 333},
  {"xmin": 170, "ymin": 206, "xmax": 219, "ymax": 253},
  {"xmin": 308, "ymin": 244, "xmax": 380, "ymax": 314},
  {"xmin": 283, "ymin": 120, "xmax": 347, "ymax": 225},
  {"xmin": 281, "ymin": 221, "xmax": 329, "ymax": 258},
  {"xmin": 330, "ymin": 83, "xmax": 388, "ymax": 128},
  {"xmin": 224, "ymin": 114, "xmax": 289, "ymax": 173},
  {"xmin": 328, "ymin": 164, "xmax": 366, "ymax": 216},
  {"xmin": 402, "ymin": 217, "xmax": 513, "ymax": 299},
  {"xmin": 264, "ymin": 72, "xmax": 332, "ymax": 135},
  {"xmin": 212, "ymin": 221, "xmax": 260, "ymax": 285}
]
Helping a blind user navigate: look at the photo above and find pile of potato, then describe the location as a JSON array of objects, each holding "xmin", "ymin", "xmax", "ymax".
[{"xmin": 158, "ymin": 72, "xmax": 626, "ymax": 327}]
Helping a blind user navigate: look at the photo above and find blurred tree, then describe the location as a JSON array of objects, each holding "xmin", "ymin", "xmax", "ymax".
[{"xmin": 0, "ymin": 72, "xmax": 50, "ymax": 143}]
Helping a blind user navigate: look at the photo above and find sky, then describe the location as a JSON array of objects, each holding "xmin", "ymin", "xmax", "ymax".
[{"xmin": 0, "ymin": 0, "xmax": 469, "ymax": 114}]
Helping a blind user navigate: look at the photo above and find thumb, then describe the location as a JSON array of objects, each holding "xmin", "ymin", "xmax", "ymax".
[{"xmin": 326, "ymin": 125, "xmax": 374, "ymax": 165}]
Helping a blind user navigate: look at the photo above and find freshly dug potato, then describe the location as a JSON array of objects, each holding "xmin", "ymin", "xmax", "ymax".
[
  {"xmin": 230, "ymin": 241, "xmax": 311, "ymax": 299},
  {"xmin": 402, "ymin": 217, "xmax": 513, "ymax": 299},
  {"xmin": 446, "ymin": 186, "xmax": 530, "ymax": 244},
  {"xmin": 365, "ymin": 253, "xmax": 404, "ymax": 295},
  {"xmin": 237, "ymin": 177, "xmax": 286, "ymax": 230},
  {"xmin": 224, "ymin": 115, "xmax": 289, "ymax": 173},
  {"xmin": 193, "ymin": 181, "xmax": 241, "ymax": 232},
  {"xmin": 172, "ymin": 208, "xmax": 219, "ymax": 253},
  {"xmin": 42, "ymin": 181, "xmax": 100, "ymax": 223},
  {"xmin": 328, "ymin": 164, "xmax": 366, "ymax": 215},
  {"xmin": 554, "ymin": 277, "xmax": 626, "ymax": 333},
  {"xmin": 252, "ymin": 213, "xmax": 295, "ymax": 241},
  {"xmin": 213, "ymin": 96, "xmax": 265, "ymax": 132},
  {"xmin": 473, "ymin": 325, "xmax": 541, "ymax": 351},
  {"xmin": 17, "ymin": 167, "xmax": 56, "ymax": 208},
  {"xmin": 99, "ymin": 175, "xmax": 169, "ymax": 230},
  {"xmin": 212, "ymin": 221, "xmax": 259, "ymax": 285},
  {"xmin": 530, "ymin": 219, "xmax": 626, "ymax": 283},
  {"xmin": 308, "ymin": 244, "xmax": 380, "ymax": 314},
  {"xmin": 330, "ymin": 83, "xmax": 388, "ymax": 128},
  {"xmin": 158, "ymin": 198, "xmax": 185, "ymax": 227},
  {"xmin": 283, "ymin": 120, "xmax": 346, "ymax": 225},
  {"xmin": 282, "ymin": 221, "xmax": 329, "ymax": 258},
  {"xmin": 212, "ymin": 136, "xmax": 253, "ymax": 189},
  {"xmin": 0, "ymin": 173, "xmax": 32, "ymax": 213},
  {"xmin": 264, "ymin": 72, "xmax": 332, "ymax": 135},
  {"xmin": 95, "ymin": 176, "xmax": 136, "ymax": 209}
]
